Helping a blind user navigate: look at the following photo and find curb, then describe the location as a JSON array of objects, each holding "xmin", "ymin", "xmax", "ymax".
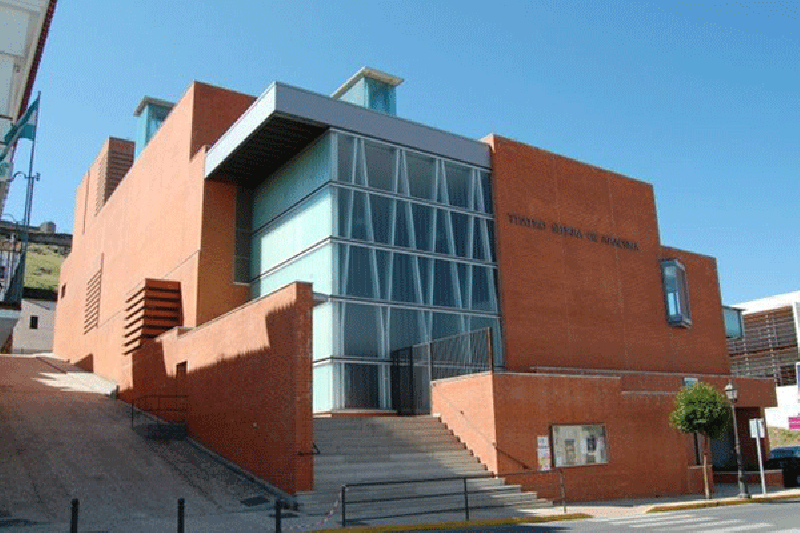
[
  {"xmin": 648, "ymin": 491, "xmax": 800, "ymax": 513},
  {"xmin": 319, "ymin": 513, "xmax": 592, "ymax": 532}
]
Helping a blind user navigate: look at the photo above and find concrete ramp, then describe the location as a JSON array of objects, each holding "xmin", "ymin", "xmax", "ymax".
[{"xmin": 0, "ymin": 354, "xmax": 277, "ymax": 531}]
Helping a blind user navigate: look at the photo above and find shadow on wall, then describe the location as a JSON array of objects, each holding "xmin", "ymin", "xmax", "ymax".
[
  {"xmin": 118, "ymin": 282, "xmax": 314, "ymax": 494},
  {"xmin": 75, "ymin": 353, "xmax": 93, "ymax": 372}
]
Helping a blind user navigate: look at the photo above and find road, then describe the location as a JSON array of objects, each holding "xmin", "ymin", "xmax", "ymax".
[{"xmin": 437, "ymin": 499, "xmax": 800, "ymax": 532}]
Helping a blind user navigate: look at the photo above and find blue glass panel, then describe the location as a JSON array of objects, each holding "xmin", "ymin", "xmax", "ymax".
[
  {"xmin": 456, "ymin": 262, "xmax": 468, "ymax": 308},
  {"xmin": 432, "ymin": 311, "xmax": 462, "ymax": 340},
  {"xmin": 412, "ymin": 203, "xmax": 433, "ymax": 252},
  {"xmin": 435, "ymin": 209, "xmax": 452, "ymax": 255},
  {"xmin": 472, "ymin": 266, "xmax": 493, "ymax": 312},
  {"xmin": 364, "ymin": 140, "xmax": 395, "ymax": 192},
  {"xmin": 355, "ymin": 139, "xmax": 368, "ymax": 187},
  {"xmin": 480, "ymin": 171, "xmax": 494, "ymax": 214},
  {"xmin": 343, "ymin": 363, "xmax": 380, "ymax": 409},
  {"xmin": 351, "ymin": 190, "xmax": 368, "ymax": 241},
  {"xmin": 486, "ymin": 220, "xmax": 496, "ymax": 262},
  {"xmin": 345, "ymin": 245, "xmax": 374, "ymax": 299},
  {"xmin": 451, "ymin": 212, "xmax": 469, "ymax": 258},
  {"xmin": 252, "ymin": 134, "xmax": 331, "ymax": 229},
  {"xmin": 445, "ymin": 162, "xmax": 471, "ymax": 209},
  {"xmin": 370, "ymin": 194, "xmax": 392, "ymax": 245},
  {"xmin": 254, "ymin": 244, "xmax": 333, "ymax": 298},
  {"xmin": 336, "ymin": 187, "xmax": 351, "ymax": 238},
  {"xmin": 392, "ymin": 252, "xmax": 417, "ymax": 304},
  {"xmin": 433, "ymin": 259, "xmax": 456, "ymax": 308},
  {"xmin": 472, "ymin": 218, "xmax": 486, "ymax": 261},
  {"xmin": 376, "ymin": 249, "xmax": 391, "ymax": 300},
  {"xmin": 723, "ymin": 307, "xmax": 743, "ymax": 339},
  {"xmin": 313, "ymin": 364, "xmax": 333, "ymax": 412},
  {"xmin": 313, "ymin": 303, "xmax": 333, "ymax": 362},
  {"xmin": 337, "ymin": 133, "xmax": 355, "ymax": 183},
  {"xmin": 389, "ymin": 308, "xmax": 424, "ymax": 352},
  {"xmin": 394, "ymin": 200, "xmax": 411, "ymax": 248},
  {"xmin": 406, "ymin": 151, "xmax": 436, "ymax": 202},
  {"xmin": 417, "ymin": 256, "xmax": 432, "ymax": 305},
  {"xmin": 343, "ymin": 302, "xmax": 381, "ymax": 357},
  {"xmin": 252, "ymin": 189, "xmax": 332, "ymax": 279}
]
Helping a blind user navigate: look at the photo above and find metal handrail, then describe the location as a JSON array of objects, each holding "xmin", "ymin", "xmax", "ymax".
[
  {"xmin": 130, "ymin": 394, "xmax": 188, "ymax": 427},
  {"xmin": 339, "ymin": 468, "xmax": 566, "ymax": 527}
]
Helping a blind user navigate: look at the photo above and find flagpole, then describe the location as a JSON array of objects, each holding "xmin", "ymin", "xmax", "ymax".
[{"xmin": 17, "ymin": 91, "xmax": 41, "ymax": 302}]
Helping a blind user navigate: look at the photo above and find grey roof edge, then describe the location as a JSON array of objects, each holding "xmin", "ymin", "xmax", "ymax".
[
  {"xmin": 204, "ymin": 82, "xmax": 278, "ymax": 176},
  {"xmin": 331, "ymin": 66, "xmax": 404, "ymax": 99},
  {"xmin": 205, "ymin": 82, "xmax": 490, "ymax": 178}
]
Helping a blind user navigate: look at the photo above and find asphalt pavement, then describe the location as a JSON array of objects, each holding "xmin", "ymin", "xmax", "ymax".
[{"xmin": 437, "ymin": 498, "xmax": 800, "ymax": 531}]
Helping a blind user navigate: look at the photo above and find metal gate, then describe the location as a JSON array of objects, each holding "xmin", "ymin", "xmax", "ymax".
[{"xmin": 391, "ymin": 327, "xmax": 494, "ymax": 415}]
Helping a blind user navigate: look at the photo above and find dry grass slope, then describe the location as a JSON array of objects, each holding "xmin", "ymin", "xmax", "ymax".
[{"xmin": 23, "ymin": 244, "xmax": 67, "ymax": 291}]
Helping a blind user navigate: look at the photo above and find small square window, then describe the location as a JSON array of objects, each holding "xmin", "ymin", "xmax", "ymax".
[
  {"xmin": 29, "ymin": 316, "xmax": 38, "ymax": 330},
  {"xmin": 661, "ymin": 259, "xmax": 692, "ymax": 327}
]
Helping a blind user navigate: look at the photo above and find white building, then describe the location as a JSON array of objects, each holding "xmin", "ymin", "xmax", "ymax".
[
  {"xmin": 729, "ymin": 291, "xmax": 800, "ymax": 429},
  {"xmin": 11, "ymin": 294, "xmax": 55, "ymax": 354}
]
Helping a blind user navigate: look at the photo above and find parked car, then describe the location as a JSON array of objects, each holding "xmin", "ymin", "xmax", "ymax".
[{"xmin": 765, "ymin": 445, "xmax": 800, "ymax": 487}]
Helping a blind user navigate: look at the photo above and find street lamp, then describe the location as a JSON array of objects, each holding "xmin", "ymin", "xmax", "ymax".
[{"xmin": 724, "ymin": 381, "xmax": 750, "ymax": 499}]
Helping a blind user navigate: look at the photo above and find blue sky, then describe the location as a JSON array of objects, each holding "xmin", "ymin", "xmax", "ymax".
[{"xmin": 8, "ymin": 1, "xmax": 798, "ymax": 304}]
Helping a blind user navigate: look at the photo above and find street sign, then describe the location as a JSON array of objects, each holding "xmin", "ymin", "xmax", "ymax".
[
  {"xmin": 749, "ymin": 418, "xmax": 765, "ymax": 439},
  {"xmin": 749, "ymin": 417, "xmax": 767, "ymax": 495}
]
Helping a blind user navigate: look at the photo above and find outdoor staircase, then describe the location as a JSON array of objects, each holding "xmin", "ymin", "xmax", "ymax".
[{"xmin": 296, "ymin": 416, "xmax": 549, "ymax": 521}]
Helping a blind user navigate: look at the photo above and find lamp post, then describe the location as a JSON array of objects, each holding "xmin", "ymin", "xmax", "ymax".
[
  {"xmin": 0, "ymin": 214, "xmax": 21, "ymax": 302},
  {"xmin": 724, "ymin": 381, "xmax": 750, "ymax": 498}
]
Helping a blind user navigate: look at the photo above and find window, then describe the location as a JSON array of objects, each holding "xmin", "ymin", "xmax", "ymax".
[
  {"xmin": 234, "ymin": 186, "xmax": 253, "ymax": 283},
  {"xmin": 552, "ymin": 425, "xmax": 608, "ymax": 467},
  {"xmin": 29, "ymin": 316, "xmax": 38, "ymax": 330},
  {"xmin": 60, "ymin": 284, "xmax": 66, "ymax": 299},
  {"xmin": 661, "ymin": 259, "xmax": 692, "ymax": 327},
  {"xmin": 723, "ymin": 306, "xmax": 743, "ymax": 339}
]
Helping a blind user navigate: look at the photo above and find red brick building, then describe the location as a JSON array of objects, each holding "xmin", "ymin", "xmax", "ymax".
[{"xmin": 54, "ymin": 68, "xmax": 775, "ymax": 499}]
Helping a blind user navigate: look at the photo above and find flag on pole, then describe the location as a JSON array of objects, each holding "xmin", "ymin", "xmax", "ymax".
[{"xmin": 0, "ymin": 94, "xmax": 39, "ymax": 163}]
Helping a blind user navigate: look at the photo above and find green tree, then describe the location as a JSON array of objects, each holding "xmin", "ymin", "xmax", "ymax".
[{"xmin": 669, "ymin": 382, "xmax": 732, "ymax": 499}]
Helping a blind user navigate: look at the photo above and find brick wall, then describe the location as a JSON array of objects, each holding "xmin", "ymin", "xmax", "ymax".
[
  {"xmin": 55, "ymin": 82, "xmax": 256, "ymax": 386},
  {"xmin": 122, "ymin": 282, "xmax": 313, "ymax": 494},
  {"xmin": 486, "ymin": 135, "xmax": 731, "ymax": 375},
  {"xmin": 432, "ymin": 371, "xmax": 775, "ymax": 501}
]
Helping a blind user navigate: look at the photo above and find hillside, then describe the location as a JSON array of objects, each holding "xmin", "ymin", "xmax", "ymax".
[{"xmin": 23, "ymin": 244, "xmax": 67, "ymax": 291}]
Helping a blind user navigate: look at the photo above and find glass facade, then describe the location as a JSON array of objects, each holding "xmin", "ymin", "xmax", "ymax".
[{"xmin": 250, "ymin": 130, "xmax": 500, "ymax": 412}]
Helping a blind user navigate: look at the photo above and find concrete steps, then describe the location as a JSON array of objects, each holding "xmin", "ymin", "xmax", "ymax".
[{"xmin": 297, "ymin": 416, "xmax": 549, "ymax": 520}]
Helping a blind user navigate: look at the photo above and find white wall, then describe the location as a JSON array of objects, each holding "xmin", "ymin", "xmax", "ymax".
[
  {"xmin": 12, "ymin": 297, "xmax": 55, "ymax": 353},
  {"xmin": 766, "ymin": 385, "xmax": 800, "ymax": 429}
]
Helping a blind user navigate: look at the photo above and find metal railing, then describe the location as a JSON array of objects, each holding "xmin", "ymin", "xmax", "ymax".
[
  {"xmin": 339, "ymin": 469, "xmax": 566, "ymax": 527},
  {"xmin": 392, "ymin": 327, "xmax": 494, "ymax": 415}
]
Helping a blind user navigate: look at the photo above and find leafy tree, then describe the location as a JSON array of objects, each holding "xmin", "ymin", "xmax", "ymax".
[{"xmin": 669, "ymin": 382, "xmax": 732, "ymax": 498}]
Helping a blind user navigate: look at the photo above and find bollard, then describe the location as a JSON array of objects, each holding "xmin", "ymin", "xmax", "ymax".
[
  {"xmin": 275, "ymin": 499, "xmax": 282, "ymax": 533},
  {"xmin": 70, "ymin": 498, "xmax": 79, "ymax": 533},
  {"xmin": 177, "ymin": 498, "xmax": 185, "ymax": 533},
  {"xmin": 463, "ymin": 478, "xmax": 470, "ymax": 521}
]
